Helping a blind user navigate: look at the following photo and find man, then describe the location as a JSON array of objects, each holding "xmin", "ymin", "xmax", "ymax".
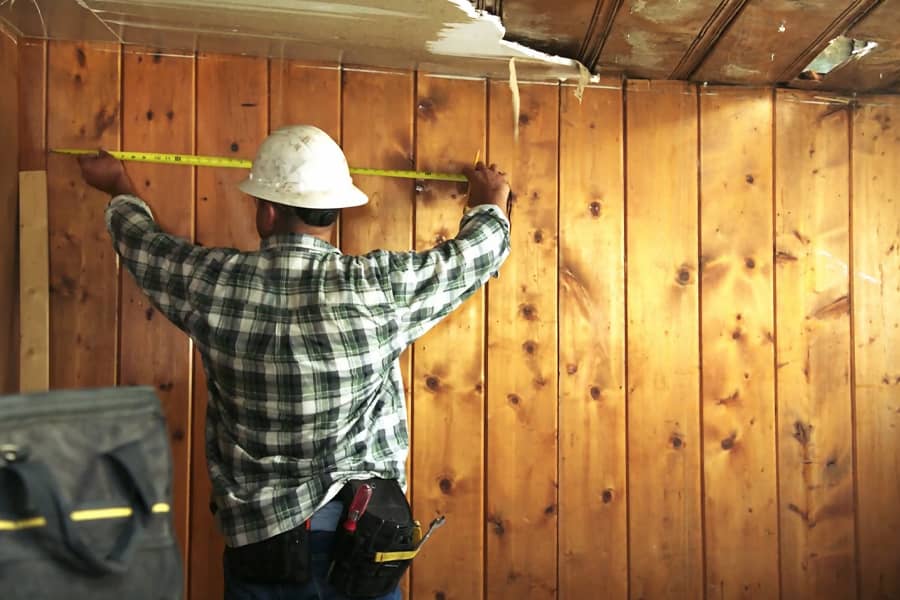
[{"xmin": 77, "ymin": 125, "xmax": 511, "ymax": 599}]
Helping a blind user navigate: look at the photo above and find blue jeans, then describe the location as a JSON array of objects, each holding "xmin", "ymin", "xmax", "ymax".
[{"xmin": 223, "ymin": 503, "xmax": 401, "ymax": 600}]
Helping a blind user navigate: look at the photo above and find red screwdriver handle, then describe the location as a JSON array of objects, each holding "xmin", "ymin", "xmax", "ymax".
[{"xmin": 343, "ymin": 483, "xmax": 374, "ymax": 533}]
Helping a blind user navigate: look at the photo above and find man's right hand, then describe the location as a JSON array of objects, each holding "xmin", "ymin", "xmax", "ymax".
[{"xmin": 463, "ymin": 162, "xmax": 510, "ymax": 215}]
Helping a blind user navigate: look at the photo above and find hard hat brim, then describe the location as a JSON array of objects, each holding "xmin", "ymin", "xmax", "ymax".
[{"xmin": 238, "ymin": 178, "xmax": 369, "ymax": 209}]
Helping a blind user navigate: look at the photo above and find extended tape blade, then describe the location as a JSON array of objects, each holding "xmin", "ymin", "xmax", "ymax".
[{"xmin": 51, "ymin": 149, "xmax": 467, "ymax": 182}]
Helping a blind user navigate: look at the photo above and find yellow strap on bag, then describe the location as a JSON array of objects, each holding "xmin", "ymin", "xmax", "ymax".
[
  {"xmin": 0, "ymin": 503, "xmax": 170, "ymax": 532},
  {"xmin": 373, "ymin": 548, "xmax": 421, "ymax": 563}
]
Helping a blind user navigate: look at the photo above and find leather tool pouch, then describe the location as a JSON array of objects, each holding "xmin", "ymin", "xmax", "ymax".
[
  {"xmin": 327, "ymin": 478, "xmax": 422, "ymax": 598},
  {"xmin": 223, "ymin": 524, "xmax": 311, "ymax": 585}
]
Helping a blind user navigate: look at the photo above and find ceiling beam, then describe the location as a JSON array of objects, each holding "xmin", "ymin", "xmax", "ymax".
[
  {"xmin": 670, "ymin": 0, "xmax": 750, "ymax": 81},
  {"xmin": 579, "ymin": 0, "xmax": 625, "ymax": 72}
]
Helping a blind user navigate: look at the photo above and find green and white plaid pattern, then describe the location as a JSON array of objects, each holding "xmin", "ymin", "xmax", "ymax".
[{"xmin": 106, "ymin": 195, "xmax": 510, "ymax": 546}]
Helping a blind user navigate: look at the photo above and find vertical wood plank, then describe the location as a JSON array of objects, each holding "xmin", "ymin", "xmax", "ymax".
[
  {"xmin": 700, "ymin": 87, "xmax": 779, "ymax": 600},
  {"xmin": 340, "ymin": 69, "xmax": 414, "ymax": 598},
  {"xmin": 486, "ymin": 81, "xmax": 559, "ymax": 600},
  {"xmin": 411, "ymin": 73, "xmax": 486, "ymax": 600},
  {"xmin": 270, "ymin": 60, "xmax": 341, "ymax": 139},
  {"xmin": 195, "ymin": 54, "xmax": 266, "ymax": 251},
  {"xmin": 625, "ymin": 80, "xmax": 703, "ymax": 600},
  {"xmin": 18, "ymin": 171, "xmax": 49, "ymax": 393},
  {"xmin": 339, "ymin": 70, "xmax": 414, "ymax": 391},
  {"xmin": 269, "ymin": 59, "xmax": 342, "ymax": 247},
  {"xmin": 851, "ymin": 96, "xmax": 900, "ymax": 600},
  {"xmin": 120, "ymin": 47, "xmax": 195, "ymax": 576},
  {"xmin": 191, "ymin": 52, "xmax": 268, "ymax": 600},
  {"xmin": 340, "ymin": 69, "xmax": 415, "ymax": 255},
  {"xmin": 18, "ymin": 38, "xmax": 46, "ymax": 172},
  {"xmin": 775, "ymin": 90, "xmax": 856, "ymax": 600},
  {"xmin": 558, "ymin": 80, "xmax": 627, "ymax": 600},
  {"xmin": 0, "ymin": 32, "xmax": 17, "ymax": 394},
  {"xmin": 46, "ymin": 40, "xmax": 120, "ymax": 388}
]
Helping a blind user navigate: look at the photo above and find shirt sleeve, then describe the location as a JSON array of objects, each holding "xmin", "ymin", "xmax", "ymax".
[
  {"xmin": 105, "ymin": 194, "xmax": 217, "ymax": 333},
  {"xmin": 381, "ymin": 204, "xmax": 511, "ymax": 344}
]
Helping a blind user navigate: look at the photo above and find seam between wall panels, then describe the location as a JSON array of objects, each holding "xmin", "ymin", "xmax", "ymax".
[
  {"xmin": 482, "ymin": 79, "xmax": 491, "ymax": 600},
  {"xmin": 622, "ymin": 80, "xmax": 631, "ymax": 600},
  {"xmin": 555, "ymin": 80, "xmax": 561, "ymax": 600},
  {"xmin": 185, "ymin": 47, "xmax": 199, "ymax": 598},
  {"xmin": 115, "ymin": 43, "xmax": 123, "ymax": 387},
  {"xmin": 408, "ymin": 69, "xmax": 417, "ymax": 599},
  {"xmin": 696, "ymin": 84, "xmax": 707, "ymax": 600},
  {"xmin": 847, "ymin": 99, "xmax": 862, "ymax": 600},
  {"xmin": 772, "ymin": 88, "xmax": 784, "ymax": 600}
]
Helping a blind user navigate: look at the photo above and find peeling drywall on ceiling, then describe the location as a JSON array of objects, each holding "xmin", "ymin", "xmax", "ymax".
[
  {"xmin": 431, "ymin": 0, "xmax": 580, "ymax": 68},
  {"xmin": 0, "ymin": 0, "xmax": 593, "ymax": 81}
]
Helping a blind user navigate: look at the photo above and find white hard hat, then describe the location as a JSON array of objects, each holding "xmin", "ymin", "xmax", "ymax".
[{"xmin": 238, "ymin": 125, "xmax": 368, "ymax": 209}]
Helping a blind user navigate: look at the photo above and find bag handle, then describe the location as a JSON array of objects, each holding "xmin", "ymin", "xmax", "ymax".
[{"xmin": 3, "ymin": 440, "xmax": 154, "ymax": 576}]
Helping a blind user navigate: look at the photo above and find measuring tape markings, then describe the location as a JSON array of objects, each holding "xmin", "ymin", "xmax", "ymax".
[{"xmin": 52, "ymin": 149, "xmax": 468, "ymax": 183}]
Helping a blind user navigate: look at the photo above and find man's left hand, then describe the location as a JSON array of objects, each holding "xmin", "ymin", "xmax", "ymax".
[{"xmin": 77, "ymin": 150, "xmax": 137, "ymax": 197}]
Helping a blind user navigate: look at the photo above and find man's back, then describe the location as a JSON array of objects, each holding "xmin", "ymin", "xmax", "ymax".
[{"xmin": 105, "ymin": 195, "xmax": 509, "ymax": 546}]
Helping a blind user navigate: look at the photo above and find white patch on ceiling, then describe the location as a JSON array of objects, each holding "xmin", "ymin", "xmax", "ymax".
[
  {"xmin": 803, "ymin": 35, "xmax": 878, "ymax": 76},
  {"xmin": 432, "ymin": 0, "xmax": 587, "ymax": 71},
  {"xmin": 723, "ymin": 63, "xmax": 761, "ymax": 79}
]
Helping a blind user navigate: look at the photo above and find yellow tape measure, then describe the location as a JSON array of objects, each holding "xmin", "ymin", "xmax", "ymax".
[{"xmin": 51, "ymin": 149, "xmax": 468, "ymax": 183}]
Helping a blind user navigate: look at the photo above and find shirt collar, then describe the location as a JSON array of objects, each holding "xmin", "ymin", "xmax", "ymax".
[{"xmin": 260, "ymin": 233, "xmax": 341, "ymax": 254}]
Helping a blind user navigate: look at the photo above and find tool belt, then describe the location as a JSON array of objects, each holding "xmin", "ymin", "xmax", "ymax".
[{"xmin": 328, "ymin": 478, "xmax": 444, "ymax": 598}]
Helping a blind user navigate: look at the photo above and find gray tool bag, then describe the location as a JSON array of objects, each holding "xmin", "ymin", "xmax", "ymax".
[{"xmin": 0, "ymin": 387, "xmax": 183, "ymax": 599}]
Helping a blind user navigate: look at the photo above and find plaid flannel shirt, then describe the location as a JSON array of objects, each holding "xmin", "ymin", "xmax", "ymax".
[{"xmin": 105, "ymin": 195, "xmax": 510, "ymax": 547}]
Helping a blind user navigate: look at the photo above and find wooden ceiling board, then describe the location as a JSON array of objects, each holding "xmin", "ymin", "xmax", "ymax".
[
  {"xmin": 499, "ymin": 0, "xmax": 600, "ymax": 59},
  {"xmin": 0, "ymin": 0, "xmax": 119, "ymax": 42},
  {"xmin": 597, "ymin": 0, "xmax": 733, "ymax": 79},
  {"xmin": 692, "ymin": 0, "xmax": 882, "ymax": 85},
  {"xmin": 811, "ymin": 0, "xmax": 900, "ymax": 92}
]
